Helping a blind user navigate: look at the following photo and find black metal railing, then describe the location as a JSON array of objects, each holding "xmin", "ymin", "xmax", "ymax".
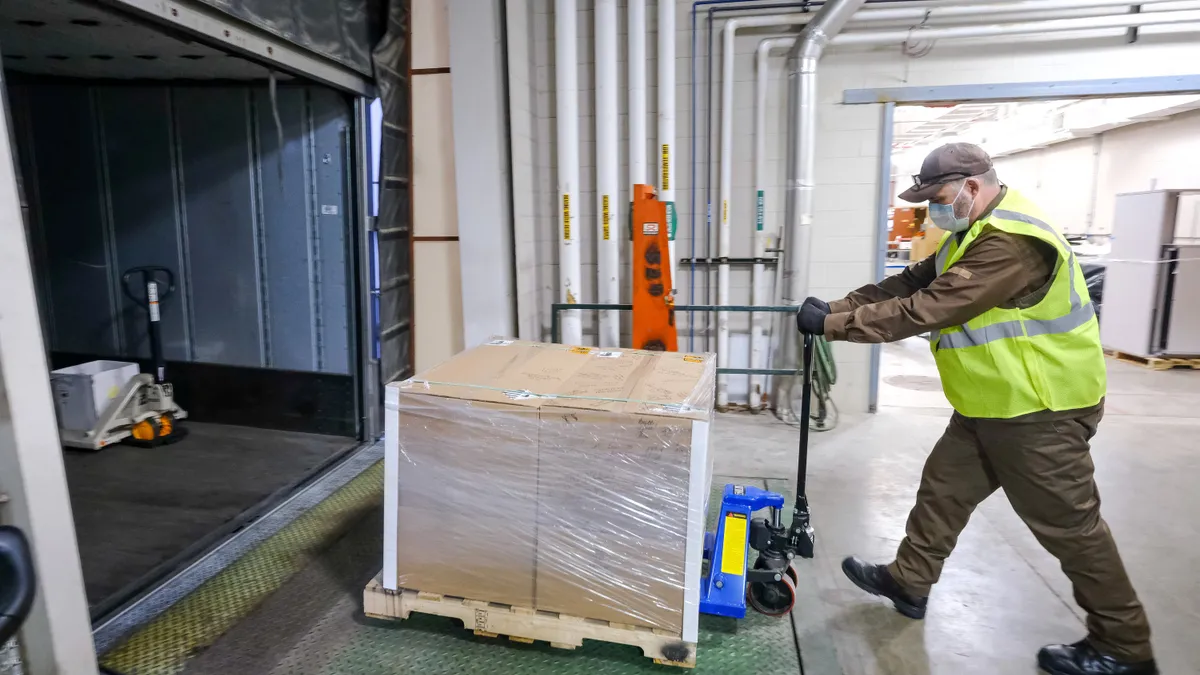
[{"xmin": 549, "ymin": 303, "xmax": 799, "ymax": 376}]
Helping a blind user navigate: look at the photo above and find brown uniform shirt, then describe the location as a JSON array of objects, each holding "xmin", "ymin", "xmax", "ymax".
[{"xmin": 825, "ymin": 186, "xmax": 1102, "ymax": 421}]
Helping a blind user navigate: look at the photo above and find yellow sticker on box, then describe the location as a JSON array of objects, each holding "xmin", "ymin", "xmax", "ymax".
[
  {"xmin": 720, "ymin": 512, "xmax": 748, "ymax": 576},
  {"xmin": 570, "ymin": 346, "xmax": 591, "ymax": 355},
  {"xmin": 683, "ymin": 355, "xmax": 703, "ymax": 363}
]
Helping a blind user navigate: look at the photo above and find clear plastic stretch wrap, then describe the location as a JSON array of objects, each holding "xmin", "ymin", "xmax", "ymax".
[{"xmin": 383, "ymin": 339, "xmax": 716, "ymax": 640}]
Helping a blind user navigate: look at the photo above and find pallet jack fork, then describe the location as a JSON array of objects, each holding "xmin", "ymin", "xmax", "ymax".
[
  {"xmin": 59, "ymin": 266, "xmax": 188, "ymax": 450},
  {"xmin": 700, "ymin": 333, "xmax": 818, "ymax": 618}
]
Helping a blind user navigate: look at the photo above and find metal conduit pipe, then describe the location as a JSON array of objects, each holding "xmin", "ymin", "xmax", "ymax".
[
  {"xmin": 596, "ymin": 0, "xmax": 620, "ymax": 347},
  {"xmin": 630, "ymin": 0, "xmax": 647, "ymax": 187},
  {"xmin": 660, "ymin": 0, "xmax": 678, "ymax": 300},
  {"xmin": 555, "ymin": 0, "xmax": 582, "ymax": 345},
  {"xmin": 751, "ymin": 36, "xmax": 796, "ymax": 412}
]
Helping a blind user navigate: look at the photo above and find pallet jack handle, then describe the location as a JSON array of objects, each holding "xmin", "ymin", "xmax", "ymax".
[
  {"xmin": 795, "ymin": 332, "xmax": 815, "ymax": 500},
  {"xmin": 788, "ymin": 332, "xmax": 817, "ymax": 557},
  {"xmin": 122, "ymin": 266, "xmax": 175, "ymax": 384}
]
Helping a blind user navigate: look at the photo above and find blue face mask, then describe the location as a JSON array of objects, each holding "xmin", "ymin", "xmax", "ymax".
[{"xmin": 928, "ymin": 181, "xmax": 976, "ymax": 233}]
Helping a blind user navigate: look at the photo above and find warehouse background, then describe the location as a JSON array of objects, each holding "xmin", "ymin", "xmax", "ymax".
[
  {"xmin": 411, "ymin": 0, "xmax": 1200, "ymax": 412},
  {"xmin": 993, "ymin": 108, "xmax": 1200, "ymax": 237}
]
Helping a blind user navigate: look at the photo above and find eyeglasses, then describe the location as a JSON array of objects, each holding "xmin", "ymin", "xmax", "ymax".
[{"xmin": 911, "ymin": 172, "xmax": 969, "ymax": 189}]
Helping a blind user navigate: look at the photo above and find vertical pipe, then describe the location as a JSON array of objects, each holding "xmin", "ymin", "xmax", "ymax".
[
  {"xmin": 773, "ymin": 47, "xmax": 800, "ymax": 418},
  {"xmin": 715, "ymin": 20, "xmax": 738, "ymax": 408},
  {"xmin": 689, "ymin": 6, "xmax": 698, "ymax": 352},
  {"xmin": 597, "ymin": 0, "xmax": 620, "ymax": 347},
  {"xmin": 658, "ymin": 0, "xmax": 677, "ymax": 300},
  {"xmin": 704, "ymin": 10, "xmax": 715, "ymax": 353},
  {"xmin": 783, "ymin": 0, "xmax": 865, "ymax": 306},
  {"xmin": 751, "ymin": 38, "xmax": 785, "ymax": 412},
  {"xmin": 868, "ymin": 102, "xmax": 895, "ymax": 414},
  {"xmin": 556, "ymin": 0, "xmax": 583, "ymax": 345},
  {"xmin": 630, "ymin": 0, "xmax": 647, "ymax": 185}
]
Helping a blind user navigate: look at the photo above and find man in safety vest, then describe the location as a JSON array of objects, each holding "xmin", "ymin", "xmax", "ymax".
[{"xmin": 797, "ymin": 143, "xmax": 1155, "ymax": 675}]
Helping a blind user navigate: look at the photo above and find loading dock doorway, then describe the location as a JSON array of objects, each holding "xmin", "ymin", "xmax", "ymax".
[{"xmin": 854, "ymin": 76, "xmax": 1200, "ymax": 413}]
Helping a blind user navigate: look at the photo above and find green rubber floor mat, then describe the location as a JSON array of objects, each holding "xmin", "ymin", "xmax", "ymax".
[
  {"xmin": 100, "ymin": 462, "xmax": 385, "ymax": 675},
  {"xmin": 109, "ymin": 474, "xmax": 804, "ymax": 675}
]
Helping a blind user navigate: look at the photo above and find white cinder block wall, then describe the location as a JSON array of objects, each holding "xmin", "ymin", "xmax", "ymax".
[
  {"xmin": 505, "ymin": 0, "xmax": 1200, "ymax": 412},
  {"xmin": 995, "ymin": 109, "xmax": 1200, "ymax": 236}
]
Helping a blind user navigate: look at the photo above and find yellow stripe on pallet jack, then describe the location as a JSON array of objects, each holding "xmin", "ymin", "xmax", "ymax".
[{"xmin": 720, "ymin": 512, "xmax": 748, "ymax": 577}]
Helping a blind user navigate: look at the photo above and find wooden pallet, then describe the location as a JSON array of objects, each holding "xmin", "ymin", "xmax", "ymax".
[
  {"xmin": 363, "ymin": 574, "xmax": 696, "ymax": 668},
  {"xmin": 1104, "ymin": 349, "xmax": 1200, "ymax": 371}
]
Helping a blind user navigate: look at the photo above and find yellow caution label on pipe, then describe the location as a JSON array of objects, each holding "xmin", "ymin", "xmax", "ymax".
[
  {"xmin": 603, "ymin": 195, "xmax": 611, "ymax": 241},
  {"xmin": 720, "ymin": 512, "xmax": 748, "ymax": 576},
  {"xmin": 661, "ymin": 144, "xmax": 670, "ymax": 191},
  {"xmin": 563, "ymin": 194, "xmax": 571, "ymax": 241},
  {"xmin": 723, "ymin": 199, "xmax": 729, "ymax": 224}
]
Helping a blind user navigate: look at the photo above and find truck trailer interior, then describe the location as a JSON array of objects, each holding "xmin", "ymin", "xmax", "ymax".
[{"xmin": 1, "ymin": 0, "xmax": 398, "ymax": 622}]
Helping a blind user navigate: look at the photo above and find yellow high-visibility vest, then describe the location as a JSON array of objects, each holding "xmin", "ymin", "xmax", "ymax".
[{"xmin": 930, "ymin": 189, "xmax": 1106, "ymax": 418}]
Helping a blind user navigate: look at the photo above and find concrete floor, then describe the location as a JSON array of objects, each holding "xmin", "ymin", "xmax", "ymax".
[{"xmin": 713, "ymin": 340, "xmax": 1200, "ymax": 674}]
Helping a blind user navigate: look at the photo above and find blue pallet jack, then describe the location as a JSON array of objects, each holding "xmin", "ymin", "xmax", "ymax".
[{"xmin": 700, "ymin": 333, "xmax": 818, "ymax": 618}]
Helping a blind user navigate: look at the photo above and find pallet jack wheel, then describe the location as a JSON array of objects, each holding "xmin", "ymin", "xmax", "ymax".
[
  {"xmin": 746, "ymin": 572, "xmax": 796, "ymax": 617},
  {"xmin": 754, "ymin": 557, "xmax": 800, "ymax": 588},
  {"xmin": 125, "ymin": 414, "xmax": 188, "ymax": 448}
]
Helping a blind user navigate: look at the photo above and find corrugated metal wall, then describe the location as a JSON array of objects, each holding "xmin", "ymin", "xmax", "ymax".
[{"xmin": 11, "ymin": 82, "xmax": 354, "ymax": 375}]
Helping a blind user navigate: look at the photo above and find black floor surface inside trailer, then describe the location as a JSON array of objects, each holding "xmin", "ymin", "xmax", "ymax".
[{"xmin": 64, "ymin": 422, "xmax": 356, "ymax": 607}]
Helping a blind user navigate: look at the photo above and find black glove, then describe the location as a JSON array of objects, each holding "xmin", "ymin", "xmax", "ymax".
[{"xmin": 796, "ymin": 297, "xmax": 829, "ymax": 335}]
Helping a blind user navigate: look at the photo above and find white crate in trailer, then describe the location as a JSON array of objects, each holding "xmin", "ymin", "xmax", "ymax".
[{"xmin": 50, "ymin": 361, "xmax": 140, "ymax": 432}]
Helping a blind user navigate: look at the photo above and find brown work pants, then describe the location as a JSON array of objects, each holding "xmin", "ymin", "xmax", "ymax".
[{"xmin": 888, "ymin": 406, "xmax": 1153, "ymax": 661}]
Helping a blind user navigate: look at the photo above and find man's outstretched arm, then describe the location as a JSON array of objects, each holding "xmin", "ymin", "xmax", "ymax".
[
  {"xmin": 824, "ymin": 231, "xmax": 1052, "ymax": 344},
  {"xmin": 827, "ymin": 253, "xmax": 938, "ymax": 314}
]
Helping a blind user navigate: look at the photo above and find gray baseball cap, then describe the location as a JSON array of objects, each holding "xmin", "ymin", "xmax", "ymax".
[{"xmin": 898, "ymin": 142, "xmax": 993, "ymax": 203}]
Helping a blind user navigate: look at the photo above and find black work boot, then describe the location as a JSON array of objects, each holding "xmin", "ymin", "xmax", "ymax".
[
  {"xmin": 840, "ymin": 556, "xmax": 927, "ymax": 619},
  {"xmin": 1038, "ymin": 640, "xmax": 1158, "ymax": 675}
]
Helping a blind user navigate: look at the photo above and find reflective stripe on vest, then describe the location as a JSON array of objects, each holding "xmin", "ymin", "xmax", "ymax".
[{"xmin": 937, "ymin": 302, "xmax": 1095, "ymax": 349}]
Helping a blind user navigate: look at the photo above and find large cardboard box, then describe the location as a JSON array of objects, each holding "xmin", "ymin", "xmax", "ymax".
[{"xmin": 384, "ymin": 340, "xmax": 714, "ymax": 641}]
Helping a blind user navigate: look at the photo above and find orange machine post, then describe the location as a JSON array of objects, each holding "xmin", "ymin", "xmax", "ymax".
[{"xmin": 630, "ymin": 184, "xmax": 678, "ymax": 352}]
